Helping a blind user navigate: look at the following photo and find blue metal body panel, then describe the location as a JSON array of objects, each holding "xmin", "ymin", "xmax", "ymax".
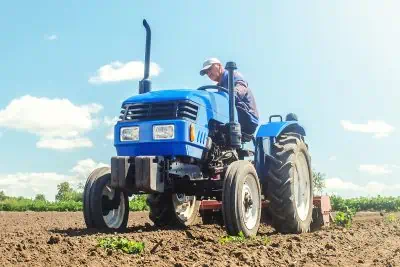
[
  {"xmin": 256, "ymin": 121, "xmax": 306, "ymax": 138},
  {"xmin": 114, "ymin": 119, "xmax": 209, "ymax": 159},
  {"xmin": 254, "ymin": 121, "xmax": 307, "ymax": 184},
  {"xmin": 115, "ymin": 89, "xmax": 237, "ymax": 159},
  {"xmin": 122, "ymin": 89, "xmax": 233, "ymax": 123}
]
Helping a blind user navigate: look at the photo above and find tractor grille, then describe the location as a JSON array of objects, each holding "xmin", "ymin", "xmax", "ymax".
[{"xmin": 119, "ymin": 101, "xmax": 199, "ymax": 122}]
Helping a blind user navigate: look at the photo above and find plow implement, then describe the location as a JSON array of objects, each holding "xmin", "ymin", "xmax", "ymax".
[{"xmin": 199, "ymin": 195, "xmax": 332, "ymax": 229}]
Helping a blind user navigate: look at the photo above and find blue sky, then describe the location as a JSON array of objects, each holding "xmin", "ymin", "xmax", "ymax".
[{"xmin": 0, "ymin": 1, "xmax": 399, "ymax": 200}]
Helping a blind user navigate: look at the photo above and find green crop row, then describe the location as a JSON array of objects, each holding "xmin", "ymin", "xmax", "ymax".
[
  {"xmin": 3, "ymin": 194, "xmax": 399, "ymax": 213},
  {"xmin": 0, "ymin": 199, "xmax": 82, "ymax": 212},
  {"xmin": 331, "ymin": 195, "xmax": 400, "ymax": 212},
  {"xmin": 0, "ymin": 195, "xmax": 149, "ymax": 212}
]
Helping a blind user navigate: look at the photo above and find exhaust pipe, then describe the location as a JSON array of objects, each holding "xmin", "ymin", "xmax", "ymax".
[
  {"xmin": 139, "ymin": 19, "xmax": 152, "ymax": 94},
  {"xmin": 225, "ymin": 61, "xmax": 241, "ymax": 148}
]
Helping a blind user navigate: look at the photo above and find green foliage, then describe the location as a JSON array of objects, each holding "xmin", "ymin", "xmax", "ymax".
[
  {"xmin": 129, "ymin": 195, "xmax": 149, "ymax": 211},
  {"xmin": 312, "ymin": 170, "xmax": 326, "ymax": 195},
  {"xmin": 35, "ymin": 194, "xmax": 46, "ymax": 202},
  {"xmin": 334, "ymin": 206, "xmax": 355, "ymax": 228},
  {"xmin": 0, "ymin": 198, "xmax": 82, "ymax": 211},
  {"xmin": 260, "ymin": 236, "xmax": 272, "ymax": 246},
  {"xmin": 0, "ymin": 191, "xmax": 148, "ymax": 212},
  {"xmin": 384, "ymin": 213, "xmax": 398, "ymax": 224},
  {"xmin": 97, "ymin": 237, "xmax": 145, "ymax": 254},
  {"xmin": 331, "ymin": 195, "xmax": 400, "ymax": 212},
  {"xmin": 55, "ymin": 182, "xmax": 82, "ymax": 202},
  {"xmin": 219, "ymin": 231, "xmax": 246, "ymax": 244},
  {"xmin": 219, "ymin": 231, "xmax": 271, "ymax": 246},
  {"xmin": 0, "ymin": 191, "xmax": 7, "ymax": 201}
]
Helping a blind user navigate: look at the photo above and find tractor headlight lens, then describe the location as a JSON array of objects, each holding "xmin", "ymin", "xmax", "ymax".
[
  {"xmin": 120, "ymin": 126, "xmax": 139, "ymax": 141},
  {"xmin": 153, "ymin": 124, "xmax": 174, "ymax": 140}
]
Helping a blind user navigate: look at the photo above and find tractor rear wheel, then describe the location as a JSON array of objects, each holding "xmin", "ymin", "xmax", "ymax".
[
  {"xmin": 265, "ymin": 132, "xmax": 313, "ymax": 233},
  {"xmin": 83, "ymin": 167, "xmax": 129, "ymax": 230},
  {"xmin": 146, "ymin": 193, "xmax": 200, "ymax": 227},
  {"xmin": 222, "ymin": 160, "xmax": 262, "ymax": 237}
]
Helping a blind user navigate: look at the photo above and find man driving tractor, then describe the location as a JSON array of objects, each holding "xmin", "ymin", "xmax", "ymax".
[{"xmin": 200, "ymin": 58, "xmax": 259, "ymax": 136}]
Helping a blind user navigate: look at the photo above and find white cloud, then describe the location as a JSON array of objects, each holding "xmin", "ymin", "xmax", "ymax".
[
  {"xmin": 0, "ymin": 158, "xmax": 109, "ymax": 201},
  {"xmin": 0, "ymin": 95, "xmax": 102, "ymax": 150},
  {"xmin": 325, "ymin": 177, "xmax": 363, "ymax": 191},
  {"xmin": 104, "ymin": 116, "xmax": 118, "ymax": 126},
  {"xmin": 359, "ymin": 164, "xmax": 392, "ymax": 175},
  {"xmin": 0, "ymin": 172, "xmax": 68, "ymax": 201},
  {"xmin": 106, "ymin": 131, "xmax": 114, "ymax": 140},
  {"xmin": 70, "ymin": 158, "xmax": 109, "ymax": 181},
  {"xmin": 36, "ymin": 137, "xmax": 93, "ymax": 150},
  {"xmin": 89, "ymin": 61, "xmax": 161, "ymax": 84},
  {"xmin": 340, "ymin": 120, "xmax": 394, "ymax": 138},
  {"xmin": 329, "ymin": 156, "xmax": 337, "ymax": 161},
  {"xmin": 325, "ymin": 177, "xmax": 400, "ymax": 197},
  {"xmin": 45, "ymin": 34, "xmax": 58, "ymax": 41},
  {"xmin": 104, "ymin": 116, "xmax": 118, "ymax": 140}
]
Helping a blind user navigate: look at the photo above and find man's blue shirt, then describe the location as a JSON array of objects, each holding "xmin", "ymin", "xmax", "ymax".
[
  {"xmin": 217, "ymin": 70, "xmax": 259, "ymax": 123},
  {"xmin": 217, "ymin": 70, "xmax": 248, "ymax": 89}
]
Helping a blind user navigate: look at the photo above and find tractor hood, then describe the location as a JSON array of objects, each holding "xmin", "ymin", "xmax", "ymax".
[{"xmin": 122, "ymin": 89, "xmax": 230, "ymax": 118}]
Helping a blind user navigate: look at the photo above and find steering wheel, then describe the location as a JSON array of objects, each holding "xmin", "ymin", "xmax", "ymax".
[{"xmin": 197, "ymin": 85, "xmax": 229, "ymax": 94}]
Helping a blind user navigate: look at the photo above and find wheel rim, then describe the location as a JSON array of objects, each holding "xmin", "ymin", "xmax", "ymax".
[
  {"xmin": 101, "ymin": 184, "xmax": 126, "ymax": 228},
  {"xmin": 293, "ymin": 152, "xmax": 311, "ymax": 221},
  {"xmin": 172, "ymin": 193, "xmax": 197, "ymax": 223},
  {"xmin": 241, "ymin": 175, "xmax": 260, "ymax": 230}
]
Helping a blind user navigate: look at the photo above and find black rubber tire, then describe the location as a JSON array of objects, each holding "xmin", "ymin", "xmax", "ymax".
[
  {"xmin": 146, "ymin": 193, "xmax": 200, "ymax": 227},
  {"xmin": 147, "ymin": 193, "xmax": 173, "ymax": 226},
  {"xmin": 222, "ymin": 160, "xmax": 262, "ymax": 237},
  {"xmin": 83, "ymin": 168, "xmax": 106, "ymax": 228},
  {"xmin": 84, "ymin": 167, "xmax": 129, "ymax": 230},
  {"xmin": 265, "ymin": 132, "xmax": 313, "ymax": 234},
  {"xmin": 221, "ymin": 161, "xmax": 241, "ymax": 234}
]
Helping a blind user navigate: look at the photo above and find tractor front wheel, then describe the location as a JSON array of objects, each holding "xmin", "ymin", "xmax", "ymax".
[
  {"xmin": 83, "ymin": 167, "xmax": 129, "ymax": 230},
  {"xmin": 222, "ymin": 160, "xmax": 262, "ymax": 237}
]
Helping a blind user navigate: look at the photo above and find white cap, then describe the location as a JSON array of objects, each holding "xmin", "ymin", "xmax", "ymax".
[{"xmin": 200, "ymin": 57, "xmax": 221, "ymax": 76}]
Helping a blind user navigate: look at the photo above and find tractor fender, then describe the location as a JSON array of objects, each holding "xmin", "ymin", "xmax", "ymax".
[
  {"xmin": 256, "ymin": 121, "xmax": 306, "ymax": 138},
  {"xmin": 254, "ymin": 121, "xmax": 306, "ymax": 184}
]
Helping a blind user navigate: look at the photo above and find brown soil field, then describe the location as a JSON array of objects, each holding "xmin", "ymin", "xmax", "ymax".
[{"xmin": 0, "ymin": 211, "xmax": 399, "ymax": 267}]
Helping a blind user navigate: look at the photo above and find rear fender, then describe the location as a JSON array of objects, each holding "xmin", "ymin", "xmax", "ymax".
[
  {"xmin": 256, "ymin": 121, "xmax": 306, "ymax": 139},
  {"xmin": 254, "ymin": 120, "xmax": 306, "ymax": 184}
]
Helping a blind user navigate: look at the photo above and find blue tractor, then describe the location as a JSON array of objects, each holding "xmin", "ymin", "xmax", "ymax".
[{"xmin": 83, "ymin": 20, "xmax": 315, "ymax": 237}]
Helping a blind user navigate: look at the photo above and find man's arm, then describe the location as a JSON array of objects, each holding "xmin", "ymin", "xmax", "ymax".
[
  {"xmin": 233, "ymin": 71, "xmax": 249, "ymax": 98},
  {"xmin": 235, "ymin": 82, "xmax": 248, "ymax": 98}
]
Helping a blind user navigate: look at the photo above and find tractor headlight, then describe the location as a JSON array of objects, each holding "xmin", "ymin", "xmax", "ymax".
[
  {"xmin": 120, "ymin": 126, "xmax": 139, "ymax": 141},
  {"xmin": 153, "ymin": 124, "xmax": 174, "ymax": 140}
]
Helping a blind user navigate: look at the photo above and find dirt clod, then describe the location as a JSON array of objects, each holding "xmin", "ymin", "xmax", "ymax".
[
  {"xmin": 325, "ymin": 243, "xmax": 336, "ymax": 250},
  {"xmin": 47, "ymin": 235, "xmax": 60, "ymax": 244}
]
